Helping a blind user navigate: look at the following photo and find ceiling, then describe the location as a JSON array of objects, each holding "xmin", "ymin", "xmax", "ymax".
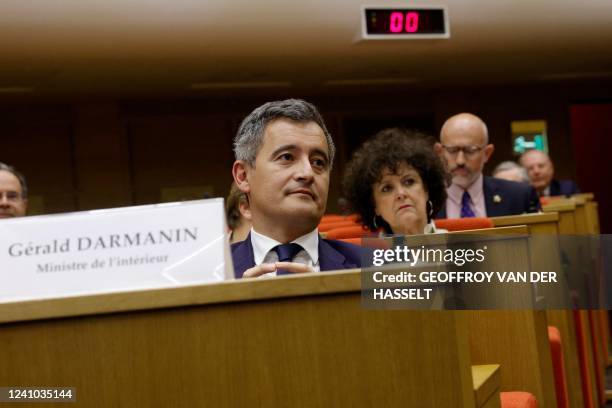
[{"xmin": 1, "ymin": 0, "xmax": 612, "ymax": 98}]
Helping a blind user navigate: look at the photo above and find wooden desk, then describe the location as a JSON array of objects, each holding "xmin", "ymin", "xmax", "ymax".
[
  {"xmin": 543, "ymin": 193, "xmax": 599, "ymax": 233},
  {"xmin": 574, "ymin": 193, "xmax": 600, "ymax": 234},
  {"xmin": 491, "ymin": 212, "xmax": 559, "ymax": 234},
  {"xmin": 571, "ymin": 196, "xmax": 590, "ymax": 234},
  {"xmin": 405, "ymin": 227, "xmax": 557, "ymax": 406},
  {"xmin": 542, "ymin": 200, "xmax": 578, "ymax": 234},
  {"xmin": 543, "ymin": 194, "xmax": 602, "ymax": 406},
  {"xmin": 1, "ymin": 271, "xmax": 479, "ymax": 407},
  {"xmin": 0, "ymin": 229, "xmax": 559, "ymax": 407},
  {"xmin": 472, "ymin": 365, "xmax": 501, "ymax": 408}
]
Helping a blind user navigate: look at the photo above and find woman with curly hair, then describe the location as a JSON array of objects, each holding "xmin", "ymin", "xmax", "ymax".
[{"xmin": 343, "ymin": 128, "xmax": 449, "ymax": 235}]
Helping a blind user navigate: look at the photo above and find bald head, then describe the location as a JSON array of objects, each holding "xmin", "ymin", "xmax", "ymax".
[
  {"xmin": 520, "ymin": 149, "xmax": 550, "ymax": 166},
  {"xmin": 436, "ymin": 113, "xmax": 494, "ymax": 189},
  {"xmin": 440, "ymin": 113, "xmax": 489, "ymax": 145},
  {"xmin": 520, "ymin": 149, "xmax": 554, "ymax": 193}
]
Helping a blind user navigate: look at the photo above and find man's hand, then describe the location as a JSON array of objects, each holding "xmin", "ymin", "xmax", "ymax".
[{"xmin": 242, "ymin": 262, "xmax": 314, "ymax": 278}]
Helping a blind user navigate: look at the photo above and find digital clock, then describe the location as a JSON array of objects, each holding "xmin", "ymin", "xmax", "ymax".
[{"xmin": 362, "ymin": 6, "xmax": 449, "ymax": 39}]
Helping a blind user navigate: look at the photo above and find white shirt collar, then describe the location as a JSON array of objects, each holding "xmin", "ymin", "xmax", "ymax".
[{"xmin": 250, "ymin": 227, "xmax": 319, "ymax": 266}]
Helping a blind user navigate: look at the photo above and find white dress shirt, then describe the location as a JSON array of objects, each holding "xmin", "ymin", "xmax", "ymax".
[{"xmin": 250, "ymin": 228, "xmax": 320, "ymax": 276}]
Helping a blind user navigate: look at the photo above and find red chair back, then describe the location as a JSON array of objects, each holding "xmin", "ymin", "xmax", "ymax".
[
  {"xmin": 318, "ymin": 220, "xmax": 359, "ymax": 233},
  {"xmin": 434, "ymin": 217, "xmax": 494, "ymax": 232},
  {"xmin": 320, "ymin": 214, "xmax": 345, "ymax": 223},
  {"xmin": 500, "ymin": 392, "xmax": 538, "ymax": 407},
  {"xmin": 325, "ymin": 225, "xmax": 373, "ymax": 240},
  {"xmin": 548, "ymin": 326, "xmax": 569, "ymax": 408},
  {"xmin": 573, "ymin": 310, "xmax": 596, "ymax": 408},
  {"xmin": 587, "ymin": 311, "xmax": 605, "ymax": 406}
]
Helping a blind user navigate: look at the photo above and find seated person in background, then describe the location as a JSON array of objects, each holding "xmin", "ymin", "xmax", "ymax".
[
  {"xmin": 231, "ymin": 99, "xmax": 361, "ymax": 278},
  {"xmin": 492, "ymin": 161, "xmax": 529, "ymax": 183},
  {"xmin": 519, "ymin": 149, "xmax": 580, "ymax": 197},
  {"xmin": 434, "ymin": 113, "xmax": 540, "ymax": 218},
  {"xmin": 0, "ymin": 162, "xmax": 28, "ymax": 219},
  {"xmin": 225, "ymin": 182, "xmax": 252, "ymax": 244},
  {"xmin": 343, "ymin": 128, "xmax": 448, "ymax": 235}
]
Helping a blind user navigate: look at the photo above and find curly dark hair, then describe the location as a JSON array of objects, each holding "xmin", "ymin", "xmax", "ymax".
[{"xmin": 342, "ymin": 128, "xmax": 449, "ymax": 233}]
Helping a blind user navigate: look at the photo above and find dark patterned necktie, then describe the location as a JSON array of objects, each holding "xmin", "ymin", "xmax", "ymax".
[
  {"xmin": 273, "ymin": 243, "xmax": 304, "ymax": 275},
  {"xmin": 460, "ymin": 191, "xmax": 475, "ymax": 218}
]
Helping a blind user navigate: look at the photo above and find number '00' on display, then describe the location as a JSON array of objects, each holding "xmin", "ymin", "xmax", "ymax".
[{"xmin": 390, "ymin": 12, "xmax": 419, "ymax": 33}]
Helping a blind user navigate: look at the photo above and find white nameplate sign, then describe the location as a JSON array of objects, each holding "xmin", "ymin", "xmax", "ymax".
[{"xmin": 0, "ymin": 199, "xmax": 233, "ymax": 303}]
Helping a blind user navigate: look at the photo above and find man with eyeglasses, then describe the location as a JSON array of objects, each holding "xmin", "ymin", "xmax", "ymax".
[
  {"xmin": 0, "ymin": 162, "xmax": 28, "ymax": 219},
  {"xmin": 434, "ymin": 113, "xmax": 539, "ymax": 218}
]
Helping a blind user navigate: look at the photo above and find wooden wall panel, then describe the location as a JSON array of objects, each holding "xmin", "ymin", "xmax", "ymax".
[
  {"xmin": 1, "ymin": 81, "xmax": 609, "ymax": 214},
  {"xmin": 127, "ymin": 114, "xmax": 235, "ymax": 205},
  {"xmin": 0, "ymin": 108, "xmax": 75, "ymax": 214},
  {"xmin": 72, "ymin": 103, "xmax": 132, "ymax": 210}
]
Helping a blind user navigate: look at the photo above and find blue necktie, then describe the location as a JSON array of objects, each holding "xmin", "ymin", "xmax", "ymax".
[
  {"xmin": 273, "ymin": 243, "xmax": 303, "ymax": 275},
  {"xmin": 461, "ymin": 191, "xmax": 475, "ymax": 218}
]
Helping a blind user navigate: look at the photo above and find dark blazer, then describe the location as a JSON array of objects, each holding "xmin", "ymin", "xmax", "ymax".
[
  {"xmin": 549, "ymin": 179, "xmax": 580, "ymax": 197},
  {"xmin": 437, "ymin": 176, "xmax": 540, "ymax": 218},
  {"xmin": 231, "ymin": 233, "xmax": 362, "ymax": 278}
]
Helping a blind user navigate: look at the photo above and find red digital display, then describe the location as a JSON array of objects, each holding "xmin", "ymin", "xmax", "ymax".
[{"xmin": 364, "ymin": 7, "xmax": 448, "ymax": 38}]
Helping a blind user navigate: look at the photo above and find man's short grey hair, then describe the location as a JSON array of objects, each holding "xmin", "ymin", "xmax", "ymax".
[
  {"xmin": 493, "ymin": 160, "xmax": 529, "ymax": 183},
  {"xmin": 234, "ymin": 99, "xmax": 335, "ymax": 167},
  {"xmin": 0, "ymin": 162, "xmax": 28, "ymax": 198}
]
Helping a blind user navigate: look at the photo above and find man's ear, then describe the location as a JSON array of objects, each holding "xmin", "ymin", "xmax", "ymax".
[
  {"xmin": 434, "ymin": 142, "xmax": 443, "ymax": 156},
  {"xmin": 483, "ymin": 144, "xmax": 494, "ymax": 163},
  {"xmin": 232, "ymin": 160, "xmax": 251, "ymax": 194}
]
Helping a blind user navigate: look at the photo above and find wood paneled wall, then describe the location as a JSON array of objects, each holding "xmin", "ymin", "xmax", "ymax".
[{"xmin": 1, "ymin": 81, "xmax": 610, "ymax": 215}]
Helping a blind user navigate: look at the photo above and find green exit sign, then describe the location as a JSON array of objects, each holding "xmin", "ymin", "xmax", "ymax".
[{"xmin": 513, "ymin": 134, "xmax": 546, "ymax": 154}]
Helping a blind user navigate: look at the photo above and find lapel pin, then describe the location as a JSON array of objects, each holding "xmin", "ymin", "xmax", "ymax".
[{"xmin": 493, "ymin": 194, "xmax": 502, "ymax": 203}]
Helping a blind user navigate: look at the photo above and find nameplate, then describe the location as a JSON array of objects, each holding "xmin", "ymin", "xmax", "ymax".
[{"xmin": 0, "ymin": 199, "xmax": 233, "ymax": 303}]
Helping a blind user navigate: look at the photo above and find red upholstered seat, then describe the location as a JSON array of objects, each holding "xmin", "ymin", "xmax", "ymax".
[
  {"xmin": 500, "ymin": 391, "xmax": 538, "ymax": 408},
  {"xmin": 548, "ymin": 326, "xmax": 569, "ymax": 408},
  {"xmin": 573, "ymin": 310, "xmax": 596, "ymax": 408},
  {"xmin": 587, "ymin": 311, "xmax": 605, "ymax": 406},
  {"xmin": 325, "ymin": 225, "xmax": 373, "ymax": 240},
  {"xmin": 434, "ymin": 217, "xmax": 494, "ymax": 232},
  {"xmin": 320, "ymin": 214, "xmax": 346, "ymax": 223},
  {"xmin": 318, "ymin": 220, "xmax": 359, "ymax": 232},
  {"xmin": 597, "ymin": 310, "xmax": 610, "ymax": 370}
]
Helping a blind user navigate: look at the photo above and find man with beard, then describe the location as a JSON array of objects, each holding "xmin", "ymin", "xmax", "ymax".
[
  {"xmin": 434, "ymin": 113, "xmax": 539, "ymax": 218},
  {"xmin": 0, "ymin": 162, "xmax": 28, "ymax": 219}
]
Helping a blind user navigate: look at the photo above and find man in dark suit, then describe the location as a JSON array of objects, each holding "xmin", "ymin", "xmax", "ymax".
[
  {"xmin": 434, "ymin": 113, "xmax": 540, "ymax": 218},
  {"xmin": 519, "ymin": 149, "xmax": 580, "ymax": 197},
  {"xmin": 231, "ymin": 99, "xmax": 361, "ymax": 278}
]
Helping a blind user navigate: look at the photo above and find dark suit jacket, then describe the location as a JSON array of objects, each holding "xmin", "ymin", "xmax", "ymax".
[
  {"xmin": 231, "ymin": 233, "xmax": 362, "ymax": 278},
  {"xmin": 437, "ymin": 176, "xmax": 540, "ymax": 218},
  {"xmin": 549, "ymin": 179, "xmax": 580, "ymax": 197}
]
